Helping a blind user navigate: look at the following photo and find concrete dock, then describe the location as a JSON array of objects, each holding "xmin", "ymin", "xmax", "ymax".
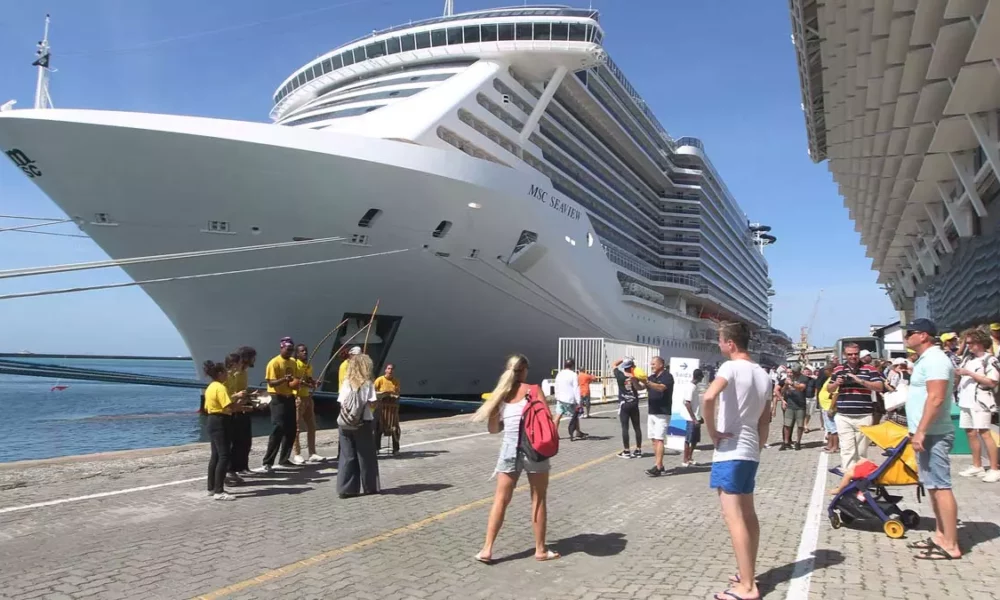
[{"xmin": 1, "ymin": 405, "xmax": 998, "ymax": 600}]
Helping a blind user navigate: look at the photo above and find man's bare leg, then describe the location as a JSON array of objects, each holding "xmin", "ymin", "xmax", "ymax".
[{"xmin": 719, "ymin": 490, "xmax": 760, "ymax": 598}]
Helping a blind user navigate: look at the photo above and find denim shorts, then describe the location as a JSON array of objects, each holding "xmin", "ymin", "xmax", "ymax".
[
  {"xmin": 685, "ymin": 421, "xmax": 701, "ymax": 445},
  {"xmin": 821, "ymin": 410, "xmax": 838, "ymax": 435},
  {"xmin": 917, "ymin": 432, "xmax": 954, "ymax": 490},
  {"xmin": 710, "ymin": 460, "xmax": 759, "ymax": 495},
  {"xmin": 494, "ymin": 441, "xmax": 550, "ymax": 477}
]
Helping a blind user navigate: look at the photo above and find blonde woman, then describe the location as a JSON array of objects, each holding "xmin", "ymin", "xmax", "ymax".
[
  {"xmin": 336, "ymin": 353, "xmax": 380, "ymax": 498},
  {"xmin": 474, "ymin": 355, "xmax": 559, "ymax": 564}
]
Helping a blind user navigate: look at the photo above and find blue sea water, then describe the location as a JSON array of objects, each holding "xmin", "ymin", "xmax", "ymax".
[{"xmin": 0, "ymin": 358, "xmax": 345, "ymax": 463}]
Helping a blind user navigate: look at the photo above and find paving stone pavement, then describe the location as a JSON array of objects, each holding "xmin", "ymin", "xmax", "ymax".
[{"xmin": 1, "ymin": 406, "xmax": 998, "ymax": 600}]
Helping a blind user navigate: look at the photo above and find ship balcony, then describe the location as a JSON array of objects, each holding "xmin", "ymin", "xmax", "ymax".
[{"xmin": 602, "ymin": 242, "xmax": 701, "ymax": 290}]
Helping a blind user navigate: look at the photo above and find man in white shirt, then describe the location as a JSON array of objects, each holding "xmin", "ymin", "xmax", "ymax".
[
  {"xmin": 554, "ymin": 359, "xmax": 586, "ymax": 441},
  {"xmin": 681, "ymin": 368, "xmax": 705, "ymax": 467},
  {"xmin": 701, "ymin": 322, "xmax": 772, "ymax": 600}
]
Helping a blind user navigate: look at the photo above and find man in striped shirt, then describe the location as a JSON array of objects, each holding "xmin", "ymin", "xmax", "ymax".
[{"xmin": 827, "ymin": 343, "xmax": 885, "ymax": 470}]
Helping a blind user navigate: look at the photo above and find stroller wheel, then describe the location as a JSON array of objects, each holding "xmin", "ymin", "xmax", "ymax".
[
  {"xmin": 900, "ymin": 509, "xmax": 921, "ymax": 529},
  {"xmin": 883, "ymin": 519, "xmax": 905, "ymax": 539},
  {"xmin": 829, "ymin": 512, "xmax": 843, "ymax": 529}
]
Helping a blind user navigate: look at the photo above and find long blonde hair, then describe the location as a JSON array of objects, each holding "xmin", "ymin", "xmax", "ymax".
[
  {"xmin": 473, "ymin": 354, "xmax": 529, "ymax": 422},
  {"xmin": 345, "ymin": 354, "xmax": 373, "ymax": 390}
]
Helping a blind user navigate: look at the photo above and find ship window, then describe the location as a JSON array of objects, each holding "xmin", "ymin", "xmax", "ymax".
[
  {"xmin": 431, "ymin": 29, "xmax": 447, "ymax": 47},
  {"xmin": 309, "ymin": 65, "xmax": 319, "ymax": 80},
  {"xmin": 432, "ymin": 220, "xmax": 452, "ymax": 238},
  {"xmin": 296, "ymin": 73, "xmax": 305, "ymax": 86},
  {"xmin": 551, "ymin": 23, "xmax": 568, "ymax": 40},
  {"xmin": 358, "ymin": 208, "xmax": 382, "ymax": 228},
  {"xmin": 464, "ymin": 25, "xmax": 481, "ymax": 43},
  {"xmin": 498, "ymin": 23, "xmax": 515, "ymax": 41},
  {"xmin": 321, "ymin": 59, "xmax": 332, "ymax": 74},
  {"xmin": 569, "ymin": 23, "xmax": 586, "ymax": 41},
  {"xmin": 399, "ymin": 34, "xmax": 415, "ymax": 51},
  {"xmin": 534, "ymin": 23, "xmax": 551, "ymax": 40},
  {"xmin": 387, "ymin": 37, "xmax": 401, "ymax": 54},
  {"xmin": 342, "ymin": 50, "xmax": 354, "ymax": 66},
  {"xmin": 332, "ymin": 54, "xmax": 343, "ymax": 69},
  {"xmin": 366, "ymin": 40, "xmax": 387, "ymax": 59},
  {"xmin": 594, "ymin": 30, "xmax": 603, "ymax": 44},
  {"xmin": 516, "ymin": 23, "xmax": 532, "ymax": 40},
  {"xmin": 415, "ymin": 31, "xmax": 431, "ymax": 48},
  {"xmin": 481, "ymin": 24, "xmax": 498, "ymax": 41},
  {"xmin": 353, "ymin": 47, "xmax": 366, "ymax": 63},
  {"xmin": 447, "ymin": 27, "xmax": 463, "ymax": 45}
]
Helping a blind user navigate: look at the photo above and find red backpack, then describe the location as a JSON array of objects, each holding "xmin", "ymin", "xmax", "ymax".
[{"xmin": 517, "ymin": 384, "xmax": 559, "ymax": 461}]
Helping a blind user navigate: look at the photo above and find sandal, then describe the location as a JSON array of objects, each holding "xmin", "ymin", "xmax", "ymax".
[
  {"xmin": 906, "ymin": 537, "xmax": 935, "ymax": 550},
  {"xmin": 714, "ymin": 590, "xmax": 760, "ymax": 600},
  {"xmin": 534, "ymin": 550, "xmax": 561, "ymax": 562},
  {"xmin": 915, "ymin": 543, "xmax": 961, "ymax": 561},
  {"xmin": 474, "ymin": 553, "xmax": 493, "ymax": 565}
]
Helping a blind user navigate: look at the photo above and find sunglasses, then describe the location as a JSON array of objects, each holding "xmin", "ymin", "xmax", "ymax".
[{"xmin": 905, "ymin": 330, "xmax": 923, "ymax": 338}]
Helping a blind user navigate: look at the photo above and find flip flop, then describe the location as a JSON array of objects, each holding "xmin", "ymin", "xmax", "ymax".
[
  {"xmin": 474, "ymin": 553, "xmax": 493, "ymax": 565},
  {"xmin": 906, "ymin": 537, "xmax": 935, "ymax": 550},
  {"xmin": 714, "ymin": 590, "xmax": 760, "ymax": 600},
  {"xmin": 914, "ymin": 543, "xmax": 961, "ymax": 561},
  {"xmin": 534, "ymin": 550, "xmax": 561, "ymax": 562}
]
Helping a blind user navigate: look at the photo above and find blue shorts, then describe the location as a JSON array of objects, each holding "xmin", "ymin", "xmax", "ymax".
[
  {"xmin": 685, "ymin": 421, "xmax": 701, "ymax": 445},
  {"xmin": 821, "ymin": 410, "xmax": 837, "ymax": 435},
  {"xmin": 710, "ymin": 460, "xmax": 759, "ymax": 495},
  {"xmin": 917, "ymin": 432, "xmax": 954, "ymax": 490}
]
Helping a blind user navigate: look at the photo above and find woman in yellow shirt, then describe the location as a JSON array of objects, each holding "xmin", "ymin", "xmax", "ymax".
[
  {"xmin": 204, "ymin": 360, "xmax": 245, "ymax": 501},
  {"xmin": 816, "ymin": 366, "xmax": 838, "ymax": 455}
]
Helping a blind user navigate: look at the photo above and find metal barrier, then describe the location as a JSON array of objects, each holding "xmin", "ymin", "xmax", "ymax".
[{"xmin": 557, "ymin": 338, "xmax": 659, "ymax": 403}]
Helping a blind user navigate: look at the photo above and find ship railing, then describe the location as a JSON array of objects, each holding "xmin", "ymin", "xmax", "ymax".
[{"xmin": 601, "ymin": 243, "xmax": 700, "ymax": 288}]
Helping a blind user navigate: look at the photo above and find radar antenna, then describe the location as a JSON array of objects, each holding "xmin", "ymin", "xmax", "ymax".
[
  {"xmin": 33, "ymin": 14, "xmax": 54, "ymax": 109},
  {"xmin": 443, "ymin": 1, "xmax": 454, "ymax": 16}
]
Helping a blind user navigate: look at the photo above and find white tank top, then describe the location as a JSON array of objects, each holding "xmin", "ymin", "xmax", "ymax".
[{"xmin": 501, "ymin": 398, "xmax": 527, "ymax": 447}]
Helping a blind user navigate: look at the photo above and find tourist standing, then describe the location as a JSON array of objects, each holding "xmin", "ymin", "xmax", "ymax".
[
  {"xmin": 337, "ymin": 353, "xmax": 380, "ymax": 497},
  {"xmin": 258, "ymin": 338, "xmax": 300, "ymax": 472},
  {"xmin": 474, "ymin": 355, "xmax": 559, "ymax": 564},
  {"xmin": 941, "ymin": 332, "xmax": 961, "ymax": 368},
  {"xmin": 374, "ymin": 363, "xmax": 403, "ymax": 455},
  {"xmin": 955, "ymin": 327, "xmax": 1000, "ymax": 483},
  {"xmin": 990, "ymin": 323, "xmax": 1000, "ymax": 357},
  {"xmin": 780, "ymin": 367, "xmax": 808, "ymax": 451},
  {"xmin": 644, "ymin": 356, "xmax": 675, "ymax": 476},
  {"xmin": 702, "ymin": 322, "xmax": 772, "ymax": 600},
  {"xmin": 682, "ymin": 368, "xmax": 705, "ymax": 467},
  {"xmin": 203, "ymin": 360, "xmax": 245, "ymax": 501},
  {"xmin": 339, "ymin": 346, "xmax": 362, "ymax": 387},
  {"xmin": 292, "ymin": 344, "xmax": 324, "ymax": 465},
  {"xmin": 802, "ymin": 366, "xmax": 817, "ymax": 433},
  {"xmin": 827, "ymin": 343, "xmax": 885, "ymax": 470},
  {"xmin": 612, "ymin": 357, "xmax": 644, "ymax": 458},
  {"xmin": 553, "ymin": 359, "xmax": 586, "ymax": 441},
  {"xmin": 903, "ymin": 318, "xmax": 960, "ymax": 560},
  {"xmin": 817, "ymin": 365, "xmax": 839, "ymax": 454},
  {"xmin": 578, "ymin": 369, "xmax": 597, "ymax": 418},
  {"xmin": 229, "ymin": 346, "xmax": 256, "ymax": 475}
]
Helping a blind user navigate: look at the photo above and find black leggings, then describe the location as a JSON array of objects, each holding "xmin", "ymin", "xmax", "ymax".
[
  {"xmin": 207, "ymin": 414, "xmax": 231, "ymax": 494},
  {"xmin": 619, "ymin": 401, "xmax": 641, "ymax": 450}
]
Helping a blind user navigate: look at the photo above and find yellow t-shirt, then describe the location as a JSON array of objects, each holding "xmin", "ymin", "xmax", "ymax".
[
  {"xmin": 374, "ymin": 375, "xmax": 400, "ymax": 397},
  {"xmin": 296, "ymin": 359, "xmax": 313, "ymax": 398},
  {"xmin": 232, "ymin": 369, "xmax": 248, "ymax": 393},
  {"xmin": 265, "ymin": 355, "xmax": 298, "ymax": 395},
  {"xmin": 204, "ymin": 381, "xmax": 233, "ymax": 414},
  {"xmin": 817, "ymin": 377, "xmax": 836, "ymax": 411},
  {"xmin": 225, "ymin": 370, "xmax": 240, "ymax": 396},
  {"xmin": 339, "ymin": 360, "xmax": 349, "ymax": 388}
]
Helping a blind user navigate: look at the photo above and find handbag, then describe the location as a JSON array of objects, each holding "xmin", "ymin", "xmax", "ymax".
[{"xmin": 882, "ymin": 382, "xmax": 907, "ymax": 412}]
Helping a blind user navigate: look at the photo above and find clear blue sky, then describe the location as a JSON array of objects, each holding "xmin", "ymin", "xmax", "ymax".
[{"xmin": 0, "ymin": 0, "xmax": 896, "ymax": 355}]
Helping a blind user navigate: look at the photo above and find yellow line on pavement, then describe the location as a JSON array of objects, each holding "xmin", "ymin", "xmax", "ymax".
[{"xmin": 194, "ymin": 452, "xmax": 617, "ymax": 600}]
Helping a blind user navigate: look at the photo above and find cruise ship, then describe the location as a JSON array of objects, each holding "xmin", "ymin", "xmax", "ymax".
[
  {"xmin": 0, "ymin": 4, "xmax": 781, "ymax": 394},
  {"xmin": 790, "ymin": 0, "xmax": 1000, "ymax": 328}
]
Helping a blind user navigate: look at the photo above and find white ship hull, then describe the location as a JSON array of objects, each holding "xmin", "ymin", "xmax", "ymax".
[{"xmin": 0, "ymin": 109, "xmax": 720, "ymax": 395}]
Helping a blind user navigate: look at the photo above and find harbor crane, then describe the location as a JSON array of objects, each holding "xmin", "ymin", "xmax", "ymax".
[{"xmin": 798, "ymin": 289, "xmax": 823, "ymax": 366}]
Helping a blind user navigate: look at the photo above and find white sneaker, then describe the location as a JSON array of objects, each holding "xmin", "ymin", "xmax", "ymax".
[
  {"xmin": 308, "ymin": 454, "xmax": 326, "ymax": 462},
  {"xmin": 291, "ymin": 455, "xmax": 306, "ymax": 465},
  {"xmin": 253, "ymin": 465, "xmax": 273, "ymax": 474},
  {"xmin": 982, "ymin": 470, "xmax": 1000, "ymax": 483},
  {"xmin": 959, "ymin": 466, "xmax": 985, "ymax": 477},
  {"xmin": 213, "ymin": 492, "xmax": 236, "ymax": 501}
]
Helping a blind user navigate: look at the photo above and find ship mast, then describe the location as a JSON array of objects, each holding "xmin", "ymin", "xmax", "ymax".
[
  {"xmin": 33, "ymin": 14, "xmax": 53, "ymax": 109},
  {"xmin": 443, "ymin": 0, "xmax": 454, "ymax": 16}
]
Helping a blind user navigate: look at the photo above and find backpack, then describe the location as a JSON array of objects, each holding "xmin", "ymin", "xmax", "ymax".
[
  {"xmin": 337, "ymin": 383, "xmax": 367, "ymax": 430},
  {"xmin": 517, "ymin": 384, "xmax": 559, "ymax": 462}
]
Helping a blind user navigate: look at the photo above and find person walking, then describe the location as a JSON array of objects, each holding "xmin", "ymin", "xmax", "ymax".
[
  {"xmin": 229, "ymin": 346, "xmax": 257, "ymax": 476},
  {"xmin": 473, "ymin": 355, "xmax": 559, "ymax": 564},
  {"xmin": 553, "ymin": 359, "xmax": 586, "ymax": 441},
  {"xmin": 258, "ymin": 338, "xmax": 300, "ymax": 473},
  {"xmin": 644, "ymin": 356, "xmax": 675, "ymax": 476},
  {"xmin": 827, "ymin": 343, "xmax": 885, "ymax": 470},
  {"xmin": 336, "ymin": 353, "xmax": 380, "ymax": 497},
  {"xmin": 612, "ymin": 357, "xmax": 645, "ymax": 458},
  {"xmin": 292, "ymin": 344, "xmax": 324, "ymax": 465},
  {"xmin": 702, "ymin": 322, "xmax": 772, "ymax": 600},
  {"xmin": 903, "ymin": 318, "xmax": 961, "ymax": 561},
  {"xmin": 374, "ymin": 363, "xmax": 403, "ymax": 455},
  {"xmin": 577, "ymin": 369, "xmax": 597, "ymax": 418},
  {"xmin": 780, "ymin": 367, "xmax": 808, "ymax": 451},
  {"xmin": 682, "ymin": 368, "xmax": 705, "ymax": 468},
  {"xmin": 955, "ymin": 327, "xmax": 1000, "ymax": 483},
  {"xmin": 203, "ymin": 360, "xmax": 246, "ymax": 501}
]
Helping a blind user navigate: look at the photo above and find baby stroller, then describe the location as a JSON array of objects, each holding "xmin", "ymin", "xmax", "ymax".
[{"xmin": 828, "ymin": 421, "xmax": 923, "ymax": 539}]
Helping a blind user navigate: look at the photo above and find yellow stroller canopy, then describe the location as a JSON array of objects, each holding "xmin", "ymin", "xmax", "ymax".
[{"xmin": 859, "ymin": 421, "xmax": 919, "ymax": 487}]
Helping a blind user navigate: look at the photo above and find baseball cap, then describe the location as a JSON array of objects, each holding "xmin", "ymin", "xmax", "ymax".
[
  {"xmin": 892, "ymin": 357, "xmax": 907, "ymax": 366},
  {"xmin": 279, "ymin": 337, "xmax": 294, "ymax": 349},
  {"xmin": 905, "ymin": 318, "xmax": 938, "ymax": 337},
  {"xmin": 620, "ymin": 356, "xmax": 635, "ymax": 370},
  {"xmin": 859, "ymin": 350, "xmax": 871, "ymax": 359},
  {"xmin": 348, "ymin": 346, "xmax": 362, "ymax": 356},
  {"xmin": 940, "ymin": 332, "xmax": 957, "ymax": 342},
  {"xmin": 991, "ymin": 323, "xmax": 1000, "ymax": 331}
]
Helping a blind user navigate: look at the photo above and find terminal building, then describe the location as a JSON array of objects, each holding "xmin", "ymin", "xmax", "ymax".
[{"xmin": 790, "ymin": 0, "xmax": 1000, "ymax": 329}]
